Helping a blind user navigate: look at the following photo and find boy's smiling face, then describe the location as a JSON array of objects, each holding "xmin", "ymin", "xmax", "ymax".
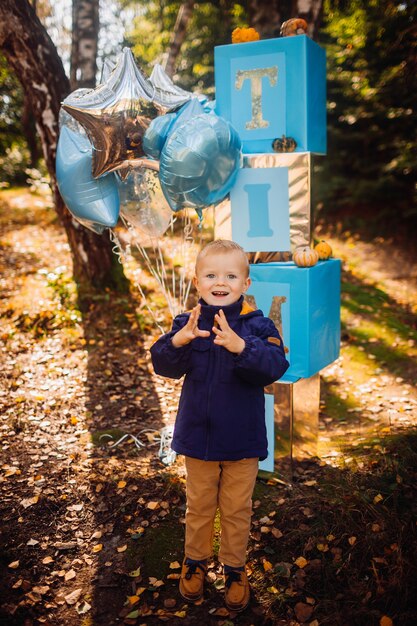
[{"xmin": 193, "ymin": 250, "xmax": 251, "ymax": 307}]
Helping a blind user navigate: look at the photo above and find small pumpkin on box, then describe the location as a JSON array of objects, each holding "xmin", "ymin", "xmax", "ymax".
[
  {"xmin": 292, "ymin": 246, "xmax": 319, "ymax": 267},
  {"xmin": 314, "ymin": 240, "xmax": 333, "ymax": 260},
  {"xmin": 231, "ymin": 27, "xmax": 260, "ymax": 44}
]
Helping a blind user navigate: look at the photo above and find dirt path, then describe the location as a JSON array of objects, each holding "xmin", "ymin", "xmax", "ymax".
[{"xmin": 1, "ymin": 190, "xmax": 417, "ymax": 626}]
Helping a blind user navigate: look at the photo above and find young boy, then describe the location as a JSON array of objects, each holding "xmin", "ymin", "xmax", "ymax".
[{"xmin": 150, "ymin": 240, "xmax": 289, "ymax": 611}]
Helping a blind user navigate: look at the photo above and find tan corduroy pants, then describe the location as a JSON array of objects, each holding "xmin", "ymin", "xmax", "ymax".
[{"xmin": 184, "ymin": 456, "xmax": 259, "ymax": 567}]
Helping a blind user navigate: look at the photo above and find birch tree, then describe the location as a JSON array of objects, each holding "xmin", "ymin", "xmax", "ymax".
[
  {"xmin": 0, "ymin": 0, "xmax": 127, "ymax": 290},
  {"xmin": 70, "ymin": 0, "xmax": 99, "ymax": 89}
]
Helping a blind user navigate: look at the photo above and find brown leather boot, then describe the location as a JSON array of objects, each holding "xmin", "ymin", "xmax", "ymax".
[
  {"xmin": 179, "ymin": 558, "xmax": 207, "ymax": 601},
  {"xmin": 224, "ymin": 566, "xmax": 250, "ymax": 612}
]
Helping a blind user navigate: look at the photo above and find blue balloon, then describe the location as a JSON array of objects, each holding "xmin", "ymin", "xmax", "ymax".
[
  {"xmin": 142, "ymin": 98, "xmax": 204, "ymax": 161},
  {"xmin": 142, "ymin": 112, "xmax": 178, "ymax": 160},
  {"xmin": 158, "ymin": 112, "xmax": 241, "ymax": 213},
  {"xmin": 56, "ymin": 126, "xmax": 120, "ymax": 232}
]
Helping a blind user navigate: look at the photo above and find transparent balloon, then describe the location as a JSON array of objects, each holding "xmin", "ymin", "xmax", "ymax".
[{"xmin": 118, "ymin": 168, "xmax": 172, "ymax": 239}]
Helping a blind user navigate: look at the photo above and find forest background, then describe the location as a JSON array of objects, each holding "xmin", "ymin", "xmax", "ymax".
[{"xmin": 1, "ymin": 2, "xmax": 417, "ymax": 626}]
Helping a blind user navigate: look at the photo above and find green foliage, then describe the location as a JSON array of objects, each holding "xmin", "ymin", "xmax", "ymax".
[
  {"xmin": 124, "ymin": 1, "xmax": 246, "ymax": 95},
  {"xmin": 0, "ymin": 54, "xmax": 24, "ymax": 150},
  {"xmin": 315, "ymin": 1, "xmax": 417, "ymax": 233},
  {"xmin": 0, "ymin": 53, "xmax": 30, "ymax": 185}
]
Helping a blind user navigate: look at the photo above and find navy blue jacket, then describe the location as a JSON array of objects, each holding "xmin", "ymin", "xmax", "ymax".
[{"xmin": 150, "ymin": 296, "xmax": 289, "ymax": 461}]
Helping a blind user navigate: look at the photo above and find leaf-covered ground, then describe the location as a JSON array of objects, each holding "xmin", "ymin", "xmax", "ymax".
[{"xmin": 1, "ymin": 189, "xmax": 417, "ymax": 626}]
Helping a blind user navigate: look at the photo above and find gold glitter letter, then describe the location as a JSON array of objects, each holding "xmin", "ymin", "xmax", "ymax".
[{"xmin": 235, "ymin": 67, "xmax": 278, "ymax": 130}]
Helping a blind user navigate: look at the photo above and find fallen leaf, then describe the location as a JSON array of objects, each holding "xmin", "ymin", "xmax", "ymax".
[
  {"xmin": 146, "ymin": 501, "xmax": 159, "ymax": 510},
  {"xmin": 64, "ymin": 588, "xmax": 83, "ymax": 605},
  {"xmin": 295, "ymin": 556, "xmax": 308, "ymax": 568},
  {"xmin": 117, "ymin": 480, "xmax": 127, "ymax": 489},
  {"xmin": 67, "ymin": 504, "xmax": 83, "ymax": 512},
  {"xmin": 32, "ymin": 585, "xmax": 50, "ymax": 595},
  {"xmin": 126, "ymin": 609, "xmax": 140, "ymax": 619},
  {"xmin": 42, "ymin": 556, "xmax": 54, "ymax": 564},
  {"xmin": 275, "ymin": 562, "xmax": 292, "ymax": 577},
  {"xmin": 92, "ymin": 544, "xmax": 103, "ymax": 553},
  {"xmin": 263, "ymin": 560, "xmax": 273, "ymax": 571},
  {"xmin": 348, "ymin": 536, "xmax": 357, "ymax": 546},
  {"xmin": 380, "ymin": 617, "xmax": 393, "ymax": 626},
  {"xmin": 169, "ymin": 561, "xmax": 181, "ymax": 569},
  {"xmin": 128, "ymin": 567, "xmax": 141, "ymax": 577},
  {"xmin": 271, "ymin": 527, "xmax": 283, "ymax": 539},
  {"xmin": 117, "ymin": 544, "xmax": 127, "ymax": 553},
  {"xmin": 27, "ymin": 538, "xmax": 39, "ymax": 546},
  {"xmin": 294, "ymin": 601, "xmax": 314, "ymax": 622},
  {"xmin": 91, "ymin": 530, "xmax": 102, "ymax": 539},
  {"xmin": 76, "ymin": 600, "xmax": 91, "ymax": 614},
  {"xmin": 374, "ymin": 494, "xmax": 383, "ymax": 504},
  {"xmin": 127, "ymin": 595, "xmax": 140, "ymax": 605},
  {"xmin": 21, "ymin": 496, "xmax": 39, "ymax": 508},
  {"xmin": 64, "ymin": 569, "xmax": 76, "ymax": 581},
  {"xmin": 317, "ymin": 543, "xmax": 329, "ymax": 552},
  {"xmin": 8, "ymin": 561, "xmax": 19, "ymax": 569}
]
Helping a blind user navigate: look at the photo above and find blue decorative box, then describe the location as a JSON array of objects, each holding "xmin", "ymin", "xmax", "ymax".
[
  {"xmin": 214, "ymin": 35, "xmax": 326, "ymax": 154},
  {"xmin": 230, "ymin": 153, "xmax": 310, "ymax": 252},
  {"xmin": 247, "ymin": 260, "xmax": 341, "ymax": 382}
]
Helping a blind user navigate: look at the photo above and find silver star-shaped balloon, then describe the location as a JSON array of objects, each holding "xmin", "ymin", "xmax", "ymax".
[{"xmin": 62, "ymin": 48, "xmax": 194, "ymax": 179}]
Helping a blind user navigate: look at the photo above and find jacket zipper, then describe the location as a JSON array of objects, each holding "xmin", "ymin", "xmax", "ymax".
[{"xmin": 204, "ymin": 338, "xmax": 216, "ymax": 460}]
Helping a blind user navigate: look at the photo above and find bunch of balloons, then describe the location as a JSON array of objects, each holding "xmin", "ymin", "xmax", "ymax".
[{"xmin": 56, "ymin": 48, "xmax": 241, "ymax": 236}]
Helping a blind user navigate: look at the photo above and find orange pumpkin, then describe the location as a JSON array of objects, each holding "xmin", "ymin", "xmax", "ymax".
[
  {"xmin": 292, "ymin": 246, "xmax": 319, "ymax": 267},
  {"xmin": 231, "ymin": 27, "xmax": 260, "ymax": 44},
  {"xmin": 314, "ymin": 240, "xmax": 332, "ymax": 260}
]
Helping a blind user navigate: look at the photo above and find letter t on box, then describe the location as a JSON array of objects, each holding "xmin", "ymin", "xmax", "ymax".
[{"xmin": 215, "ymin": 35, "xmax": 326, "ymax": 154}]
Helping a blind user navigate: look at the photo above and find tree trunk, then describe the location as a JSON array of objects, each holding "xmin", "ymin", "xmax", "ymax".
[
  {"xmin": 21, "ymin": 92, "xmax": 40, "ymax": 167},
  {"xmin": 294, "ymin": 0, "xmax": 323, "ymax": 39},
  {"xmin": 164, "ymin": 0, "xmax": 195, "ymax": 77},
  {"xmin": 70, "ymin": 0, "xmax": 99, "ymax": 89},
  {"xmin": 0, "ymin": 0, "xmax": 127, "ymax": 290},
  {"xmin": 248, "ymin": 0, "xmax": 323, "ymax": 40},
  {"xmin": 248, "ymin": 0, "xmax": 283, "ymax": 39}
]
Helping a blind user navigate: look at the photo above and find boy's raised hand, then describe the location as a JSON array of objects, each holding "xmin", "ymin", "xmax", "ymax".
[
  {"xmin": 171, "ymin": 304, "xmax": 210, "ymax": 347},
  {"xmin": 213, "ymin": 309, "xmax": 245, "ymax": 354}
]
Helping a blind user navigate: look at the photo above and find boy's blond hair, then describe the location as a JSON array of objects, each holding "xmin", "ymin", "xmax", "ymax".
[{"xmin": 195, "ymin": 240, "xmax": 249, "ymax": 276}]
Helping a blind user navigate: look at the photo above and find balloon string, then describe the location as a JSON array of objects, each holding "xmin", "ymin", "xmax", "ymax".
[
  {"xmin": 115, "ymin": 215, "xmax": 196, "ymax": 325},
  {"xmin": 120, "ymin": 217, "xmax": 179, "ymax": 319},
  {"xmin": 109, "ymin": 229, "xmax": 129, "ymax": 263},
  {"xmin": 110, "ymin": 227, "xmax": 165, "ymax": 334}
]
